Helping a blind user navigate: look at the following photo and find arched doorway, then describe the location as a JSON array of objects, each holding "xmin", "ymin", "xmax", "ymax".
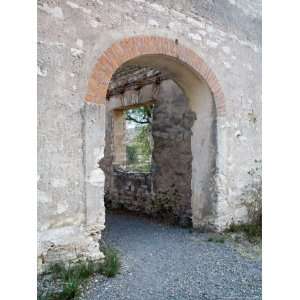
[{"xmin": 85, "ymin": 35, "xmax": 226, "ymax": 230}]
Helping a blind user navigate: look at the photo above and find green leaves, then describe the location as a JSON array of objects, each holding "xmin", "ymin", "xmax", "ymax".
[
  {"xmin": 124, "ymin": 105, "xmax": 153, "ymax": 172},
  {"xmin": 125, "ymin": 105, "xmax": 153, "ymax": 125},
  {"xmin": 38, "ymin": 247, "xmax": 121, "ymax": 300},
  {"xmin": 98, "ymin": 246, "xmax": 121, "ymax": 278}
]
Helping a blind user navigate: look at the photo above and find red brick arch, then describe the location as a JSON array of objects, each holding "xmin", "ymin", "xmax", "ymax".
[{"xmin": 85, "ymin": 36, "xmax": 225, "ymax": 115}]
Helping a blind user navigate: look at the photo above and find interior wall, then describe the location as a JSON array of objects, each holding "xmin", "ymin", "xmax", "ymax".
[
  {"xmin": 103, "ymin": 79, "xmax": 195, "ymax": 226},
  {"xmin": 188, "ymin": 80, "xmax": 217, "ymax": 229},
  {"xmin": 119, "ymin": 56, "xmax": 217, "ymax": 228},
  {"xmin": 151, "ymin": 80, "xmax": 195, "ymax": 225}
]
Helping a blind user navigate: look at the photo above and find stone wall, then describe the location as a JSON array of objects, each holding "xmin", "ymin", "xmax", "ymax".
[
  {"xmin": 104, "ymin": 80, "xmax": 195, "ymax": 226},
  {"xmin": 105, "ymin": 170, "xmax": 153, "ymax": 213},
  {"xmin": 38, "ymin": 0, "xmax": 261, "ymax": 271},
  {"xmin": 151, "ymin": 81, "xmax": 195, "ymax": 225}
]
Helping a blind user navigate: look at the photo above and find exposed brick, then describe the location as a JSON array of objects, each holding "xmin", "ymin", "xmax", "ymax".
[{"xmin": 85, "ymin": 36, "xmax": 225, "ymax": 116}]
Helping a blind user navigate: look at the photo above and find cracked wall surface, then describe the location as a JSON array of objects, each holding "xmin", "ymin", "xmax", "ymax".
[{"xmin": 38, "ymin": 0, "xmax": 261, "ymax": 271}]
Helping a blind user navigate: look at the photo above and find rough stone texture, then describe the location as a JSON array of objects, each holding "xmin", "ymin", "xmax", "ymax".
[
  {"xmin": 151, "ymin": 80, "xmax": 195, "ymax": 225},
  {"xmin": 108, "ymin": 65, "xmax": 170, "ymax": 97},
  {"xmin": 104, "ymin": 80, "xmax": 195, "ymax": 226},
  {"xmin": 38, "ymin": 0, "xmax": 261, "ymax": 270},
  {"xmin": 105, "ymin": 170, "xmax": 153, "ymax": 212}
]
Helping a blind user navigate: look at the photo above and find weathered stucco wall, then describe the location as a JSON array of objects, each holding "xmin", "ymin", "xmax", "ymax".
[{"xmin": 38, "ymin": 0, "xmax": 261, "ymax": 270}]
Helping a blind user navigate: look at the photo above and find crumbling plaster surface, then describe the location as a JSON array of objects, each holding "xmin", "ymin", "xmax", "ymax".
[{"xmin": 38, "ymin": 0, "xmax": 261, "ymax": 271}]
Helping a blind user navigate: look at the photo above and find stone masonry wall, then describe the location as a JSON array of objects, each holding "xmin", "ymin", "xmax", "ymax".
[
  {"xmin": 38, "ymin": 0, "xmax": 261, "ymax": 270},
  {"xmin": 104, "ymin": 80, "xmax": 195, "ymax": 226},
  {"xmin": 151, "ymin": 80, "xmax": 196, "ymax": 225}
]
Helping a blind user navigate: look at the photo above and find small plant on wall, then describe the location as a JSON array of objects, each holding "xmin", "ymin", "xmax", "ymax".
[
  {"xmin": 226, "ymin": 159, "xmax": 262, "ymax": 241},
  {"xmin": 243, "ymin": 159, "xmax": 262, "ymax": 226}
]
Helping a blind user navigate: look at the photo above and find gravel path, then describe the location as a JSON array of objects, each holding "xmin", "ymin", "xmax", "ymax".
[{"xmin": 81, "ymin": 212, "xmax": 261, "ymax": 300}]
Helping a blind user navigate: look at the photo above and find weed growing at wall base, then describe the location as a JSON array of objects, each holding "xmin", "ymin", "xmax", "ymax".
[
  {"xmin": 225, "ymin": 160, "xmax": 262, "ymax": 242},
  {"xmin": 37, "ymin": 246, "xmax": 121, "ymax": 300},
  {"xmin": 225, "ymin": 223, "xmax": 262, "ymax": 242},
  {"xmin": 207, "ymin": 235, "xmax": 225, "ymax": 243},
  {"xmin": 98, "ymin": 246, "xmax": 121, "ymax": 277}
]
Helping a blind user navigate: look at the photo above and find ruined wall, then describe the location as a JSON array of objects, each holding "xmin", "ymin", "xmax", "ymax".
[
  {"xmin": 151, "ymin": 80, "xmax": 195, "ymax": 225},
  {"xmin": 38, "ymin": 0, "xmax": 261, "ymax": 270},
  {"xmin": 104, "ymin": 80, "xmax": 195, "ymax": 226},
  {"xmin": 105, "ymin": 171, "xmax": 153, "ymax": 213}
]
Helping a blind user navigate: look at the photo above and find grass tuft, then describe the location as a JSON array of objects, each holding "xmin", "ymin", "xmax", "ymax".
[
  {"xmin": 225, "ymin": 223, "xmax": 261, "ymax": 241},
  {"xmin": 98, "ymin": 246, "xmax": 121, "ymax": 278},
  {"xmin": 38, "ymin": 246, "xmax": 121, "ymax": 299},
  {"xmin": 59, "ymin": 278, "xmax": 80, "ymax": 300},
  {"xmin": 207, "ymin": 236, "xmax": 225, "ymax": 243}
]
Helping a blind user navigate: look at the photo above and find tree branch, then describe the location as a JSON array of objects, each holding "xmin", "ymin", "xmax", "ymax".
[{"xmin": 125, "ymin": 115, "xmax": 150, "ymax": 124}]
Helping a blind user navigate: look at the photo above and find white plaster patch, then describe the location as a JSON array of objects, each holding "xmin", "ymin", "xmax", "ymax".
[
  {"xmin": 51, "ymin": 178, "xmax": 68, "ymax": 188},
  {"xmin": 149, "ymin": 3, "xmax": 166, "ymax": 13},
  {"xmin": 235, "ymin": 130, "xmax": 242, "ymax": 138},
  {"xmin": 69, "ymin": 72, "xmax": 75, "ymax": 78},
  {"xmin": 167, "ymin": 22, "xmax": 181, "ymax": 32},
  {"xmin": 71, "ymin": 48, "xmax": 84, "ymax": 57},
  {"xmin": 66, "ymin": 1, "xmax": 91, "ymax": 14},
  {"xmin": 228, "ymin": 0, "xmax": 236, "ymax": 5},
  {"xmin": 38, "ymin": 190, "xmax": 51, "ymax": 204},
  {"xmin": 52, "ymin": 7, "xmax": 64, "ymax": 19},
  {"xmin": 76, "ymin": 39, "xmax": 83, "ymax": 48},
  {"xmin": 224, "ymin": 62, "xmax": 231, "ymax": 69},
  {"xmin": 72, "ymin": 85, "xmax": 77, "ymax": 91},
  {"xmin": 244, "ymin": 63, "xmax": 253, "ymax": 71},
  {"xmin": 239, "ymin": 40, "xmax": 260, "ymax": 53},
  {"xmin": 81, "ymin": 7, "xmax": 91, "ymax": 14},
  {"xmin": 188, "ymin": 33, "xmax": 202, "ymax": 41},
  {"xmin": 90, "ymin": 20, "xmax": 98, "ymax": 28},
  {"xmin": 220, "ymin": 121, "xmax": 232, "ymax": 129},
  {"xmin": 38, "ymin": 65, "xmax": 47, "ymax": 77},
  {"xmin": 206, "ymin": 40, "xmax": 218, "ymax": 48},
  {"xmin": 198, "ymin": 30, "xmax": 207, "ymax": 36},
  {"xmin": 206, "ymin": 25, "xmax": 215, "ymax": 33},
  {"xmin": 57, "ymin": 202, "xmax": 68, "ymax": 214},
  {"xmin": 234, "ymin": 206, "xmax": 248, "ymax": 220},
  {"xmin": 148, "ymin": 19, "xmax": 159, "ymax": 27},
  {"xmin": 93, "ymin": 147, "xmax": 104, "ymax": 160},
  {"xmin": 186, "ymin": 17, "xmax": 205, "ymax": 29},
  {"xmin": 222, "ymin": 46, "xmax": 231, "ymax": 54},
  {"xmin": 38, "ymin": 40, "xmax": 65, "ymax": 48},
  {"xmin": 66, "ymin": 1, "xmax": 79, "ymax": 9},
  {"xmin": 87, "ymin": 169, "xmax": 105, "ymax": 186},
  {"xmin": 170, "ymin": 9, "xmax": 186, "ymax": 20},
  {"xmin": 218, "ymin": 30, "xmax": 226, "ymax": 37},
  {"xmin": 39, "ymin": 4, "xmax": 64, "ymax": 19}
]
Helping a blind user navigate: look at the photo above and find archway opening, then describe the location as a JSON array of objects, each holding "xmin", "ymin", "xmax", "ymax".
[
  {"xmin": 87, "ymin": 36, "xmax": 223, "ymax": 229},
  {"xmin": 102, "ymin": 63, "xmax": 197, "ymax": 225},
  {"xmin": 99, "ymin": 58, "xmax": 217, "ymax": 228}
]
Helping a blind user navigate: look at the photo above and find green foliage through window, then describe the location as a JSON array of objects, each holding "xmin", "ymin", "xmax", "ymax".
[{"xmin": 123, "ymin": 105, "xmax": 153, "ymax": 172}]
